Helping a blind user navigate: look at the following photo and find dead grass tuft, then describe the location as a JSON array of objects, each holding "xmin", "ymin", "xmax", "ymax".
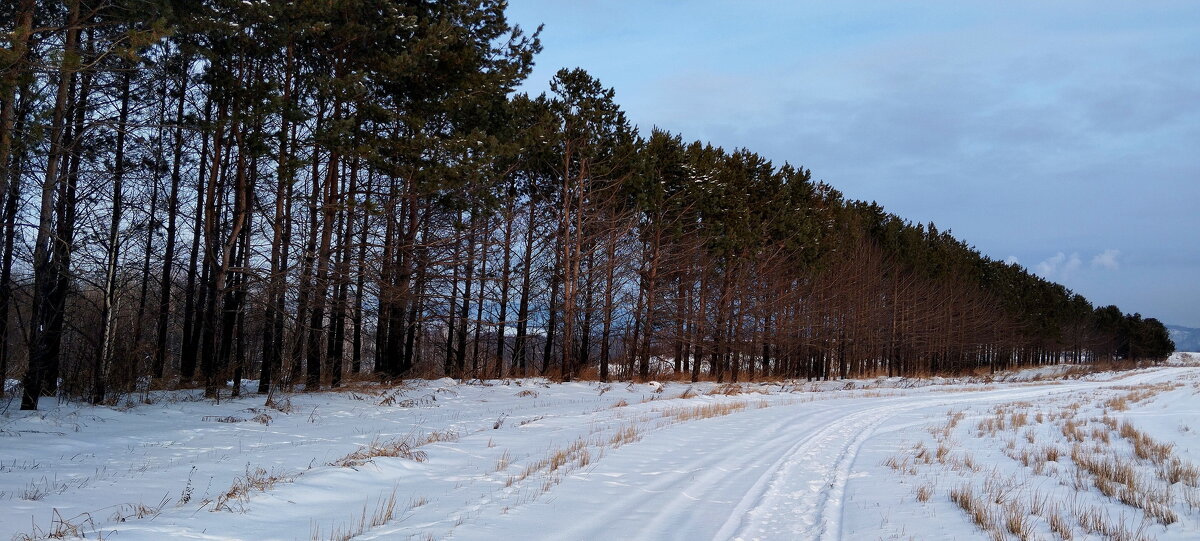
[
  {"xmin": 609, "ymin": 424, "xmax": 642, "ymax": 448},
  {"xmin": 310, "ymin": 487, "xmax": 400, "ymax": 541},
  {"xmin": 658, "ymin": 401, "xmax": 747, "ymax": 422},
  {"xmin": 12, "ymin": 510, "xmax": 99, "ymax": 541},
  {"xmin": 1158, "ymin": 457, "xmax": 1200, "ymax": 486},
  {"xmin": 707, "ymin": 383, "xmax": 743, "ymax": 396},
  {"xmin": 884, "ymin": 454, "xmax": 917, "ymax": 475},
  {"xmin": 1004, "ymin": 502, "xmax": 1034, "ymax": 540},
  {"xmin": 212, "ymin": 465, "xmax": 294, "ymax": 512},
  {"xmin": 1118, "ymin": 421, "xmax": 1174, "ymax": 465},
  {"xmin": 265, "ymin": 394, "xmax": 295, "ymax": 413},
  {"xmin": 110, "ymin": 494, "xmax": 171, "ymax": 523},
  {"xmin": 950, "ymin": 484, "xmax": 997, "ymax": 535},
  {"xmin": 421, "ymin": 430, "xmax": 459, "ymax": 445},
  {"xmin": 495, "ymin": 449, "xmax": 512, "ymax": 472},
  {"xmin": 916, "ymin": 482, "xmax": 934, "ymax": 502},
  {"xmin": 331, "ymin": 437, "xmax": 428, "ymax": 468}
]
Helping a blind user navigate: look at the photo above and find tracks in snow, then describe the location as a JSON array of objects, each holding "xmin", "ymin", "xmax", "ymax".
[
  {"xmin": 447, "ymin": 368, "xmax": 1195, "ymax": 541},
  {"xmin": 721, "ymin": 401, "xmax": 915, "ymax": 541},
  {"xmin": 722, "ymin": 368, "xmax": 1192, "ymax": 541}
]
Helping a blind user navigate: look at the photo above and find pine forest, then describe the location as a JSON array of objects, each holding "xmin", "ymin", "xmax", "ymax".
[{"xmin": 0, "ymin": 1, "xmax": 1175, "ymax": 411}]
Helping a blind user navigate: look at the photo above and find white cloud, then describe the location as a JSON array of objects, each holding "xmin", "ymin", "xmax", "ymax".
[
  {"xmin": 1091, "ymin": 248, "xmax": 1121, "ymax": 270},
  {"xmin": 1004, "ymin": 255, "xmax": 1020, "ymax": 266},
  {"xmin": 1035, "ymin": 252, "xmax": 1081, "ymax": 279}
]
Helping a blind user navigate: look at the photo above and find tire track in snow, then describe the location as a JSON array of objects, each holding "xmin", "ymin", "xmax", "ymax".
[
  {"xmin": 415, "ymin": 368, "xmax": 1197, "ymax": 540},
  {"xmin": 449, "ymin": 400, "xmax": 856, "ymax": 541},
  {"xmin": 722, "ymin": 400, "xmax": 922, "ymax": 541},
  {"xmin": 722, "ymin": 367, "xmax": 1195, "ymax": 541}
]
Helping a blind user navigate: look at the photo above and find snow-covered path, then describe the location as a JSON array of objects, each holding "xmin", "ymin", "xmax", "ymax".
[
  {"xmin": 446, "ymin": 367, "xmax": 1195, "ymax": 541},
  {"xmin": 3, "ymin": 363, "xmax": 1199, "ymax": 541}
]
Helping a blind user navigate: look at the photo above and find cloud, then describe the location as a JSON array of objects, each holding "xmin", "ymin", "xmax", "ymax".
[
  {"xmin": 1036, "ymin": 252, "xmax": 1082, "ymax": 279},
  {"xmin": 1091, "ymin": 248, "xmax": 1121, "ymax": 270},
  {"xmin": 1004, "ymin": 255, "xmax": 1020, "ymax": 266},
  {"xmin": 507, "ymin": 1, "xmax": 1200, "ymax": 326}
]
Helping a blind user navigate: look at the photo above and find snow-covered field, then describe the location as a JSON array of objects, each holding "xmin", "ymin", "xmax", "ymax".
[{"xmin": 4, "ymin": 354, "xmax": 1200, "ymax": 540}]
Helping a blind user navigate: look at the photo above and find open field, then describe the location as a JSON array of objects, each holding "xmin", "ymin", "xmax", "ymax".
[{"xmin": 4, "ymin": 354, "xmax": 1200, "ymax": 540}]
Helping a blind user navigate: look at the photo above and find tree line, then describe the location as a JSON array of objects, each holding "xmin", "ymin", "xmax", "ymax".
[{"xmin": 0, "ymin": 1, "xmax": 1173, "ymax": 410}]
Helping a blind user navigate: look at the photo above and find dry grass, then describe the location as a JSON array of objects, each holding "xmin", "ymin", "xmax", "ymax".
[
  {"xmin": 1004, "ymin": 502, "xmax": 1034, "ymax": 541},
  {"xmin": 517, "ymin": 415, "xmax": 545, "ymax": 427},
  {"xmin": 495, "ymin": 449, "xmax": 512, "ymax": 472},
  {"xmin": 704, "ymin": 383, "xmax": 770, "ymax": 396},
  {"xmin": 12, "ymin": 510, "xmax": 98, "ymax": 541},
  {"xmin": 1072, "ymin": 505, "xmax": 1153, "ymax": 541},
  {"xmin": 891, "ymin": 391, "xmax": 1196, "ymax": 539},
  {"xmin": 912, "ymin": 442, "xmax": 932, "ymax": 465},
  {"xmin": 110, "ymin": 494, "xmax": 171, "ymax": 523},
  {"xmin": 951, "ymin": 453, "xmax": 981, "ymax": 473},
  {"xmin": 1105, "ymin": 395, "xmax": 1132, "ymax": 411},
  {"xmin": 421, "ymin": 430, "xmax": 459, "ymax": 444},
  {"xmin": 658, "ymin": 401, "xmax": 748, "ymax": 422},
  {"xmin": 375, "ymin": 389, "xmax": 404, "ymax": 407},
  {"xmin": 977, "ymin": 416, "xmax": 1004, "ymax": 436},
  {"xmin": 331, "ymin": 436, "xmax": 429, "ymax": 468},
  {"xmin": 510, "ymin": 437, "xmax": 596, "ymax": 494},
  {"xmin": 310, "ymin": 487, "xmax": 400, "ymax": 541},
  {"xmin": 1119, "ymin": 421, "xmax": 1174, "ymax": 464},
  {"xmin": 936, "ymin": 443, "xmax": 950, "ymax": 464},
  {"xmin": 515, "ymin": 389, "xmax": 538, "ymax": 398},
  {"xmin": 884, "ymin": 454, "xmax": 917, "ymax": 475},
  {"xmin": 212, "ymin": 465, "xmax": 294, "ymax": 512},
  {"xmin": 1158, "ymin": 457, "xmax": 1200, "ymax": 486},
  {"xmin": 1008, "ymin": 443, "xmax": 1063, "ymax": 475},
  {"xmin": 950, "ymin": 484, "xmax": 997, "ymax": 535},
  {"xmin": 1103, "ymin": 383, "xmax": 1180, "ymax": 411},
  {"xmin": 916, "ymin": 482, "xmax": 934, "ymax": 502},
  {"xmin": 1046, "ymin": 505, "xmax": 1073, "ymax": 540},
  {"xmin": 931, "ymin": 410, "xmax": 966, "ymax": 439},
  {"xmin": 608, "ymin": 424, "xmax": 642, "ymax": 448},
  {"xmin": 1061, "ymin": 419, "xmax": 1086, "ymax": 442},
  {"xmin": 1070, "ymin": 432, "xmax": 1181, "ymax": 525},
  {"xmin": 264, "ymin": 393, "xmax": 295, "ymax": 413},
  {"xmin": 1071, "ymin": 444, "xmax": 1137, "ymax": 492}
]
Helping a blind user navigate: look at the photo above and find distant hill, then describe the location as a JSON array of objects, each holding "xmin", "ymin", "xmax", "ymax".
[{"xmin": 1168, "ymin": 325, "xmax": 1200, "ymax": 352}]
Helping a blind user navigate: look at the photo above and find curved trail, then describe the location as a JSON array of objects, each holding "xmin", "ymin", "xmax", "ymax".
[
  {"xmin": 447, "ymin": 367, "xmax": 1194, "ymax": 541},
  {"xmin": 7, "ymin": 366, "xmax": 1193, "ymax": 541},
  {"xmin": 726, "ymin": 367, "xmax": 1190, "ymax": 541}
]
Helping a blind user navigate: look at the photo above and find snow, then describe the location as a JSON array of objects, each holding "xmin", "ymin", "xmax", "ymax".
[{"xmin": 3, "ymin": 357, "xmax": 1200, "ymax": 540}]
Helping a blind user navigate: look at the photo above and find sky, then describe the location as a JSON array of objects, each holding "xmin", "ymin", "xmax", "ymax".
[{"xmin": 505, "ymin": 1, "xmax": 1200, "ymax": 328}]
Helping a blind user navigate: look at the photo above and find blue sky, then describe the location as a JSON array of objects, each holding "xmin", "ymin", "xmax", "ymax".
[{"xmin": 504, "ymin": 1, "xmax": 1200, "ymax": 328}]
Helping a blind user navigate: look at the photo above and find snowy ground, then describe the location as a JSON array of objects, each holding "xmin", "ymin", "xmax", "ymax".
[{"xmin": 3, "ymin": 354, "xmax": 1200, "ymax": 540}]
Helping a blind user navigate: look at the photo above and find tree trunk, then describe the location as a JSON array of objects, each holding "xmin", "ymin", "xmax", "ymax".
[
  {"xmin": 305, "ymin": 115, "xmax": 341, "ymax": 390},
  {"xmin": 23, "ymin": 3, "xmax": 81, "ymax": 409},
  {"xmin": 154, "ymin": 58, "xmax": 189, "ymax": 380},
  {"xmin": 455, "ymin": 209, "xmax": 477, "ymax": 377},
  {"xmin": 513, "ymin": 197, "xmax": 537, "ymax": 376},
  {"xmin": 93, "ymin": 70, "xmax": 132, "ymax": 404},
  {"xmin": 0, "ymin": 85, "xmax": 30, "ymax": 394},
  {"xmin": 494, "ymin": 186, "xmax": 515, "ymax": 379},
  {"xmin": 180, "ymin": 98, "xmax": 212, "ymax": 382},
  {"xmin": 327, "ymin": 156, "xmax": 359, "ymax": 387},
  {"xmin": 598, "ymin": 225, "xmax": 618, "ymax": 382}
]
